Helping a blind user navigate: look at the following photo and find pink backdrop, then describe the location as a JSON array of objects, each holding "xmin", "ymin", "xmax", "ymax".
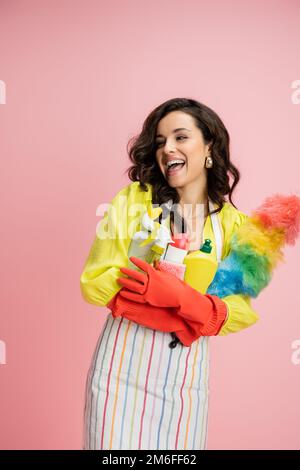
[{"xmin": 0, "ymin": 0, "xmax": 299, "ymax": 450}]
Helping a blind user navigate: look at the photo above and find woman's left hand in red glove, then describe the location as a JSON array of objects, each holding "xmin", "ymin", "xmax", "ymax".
[{"xmin": 108, "ymin": 290, "xmax": 190, "ymax": 335}]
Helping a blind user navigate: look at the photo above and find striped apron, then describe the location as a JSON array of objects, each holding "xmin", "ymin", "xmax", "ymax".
[{"xmin": 83, "ymin": 200, "xmax": 223, "ymax": 450}]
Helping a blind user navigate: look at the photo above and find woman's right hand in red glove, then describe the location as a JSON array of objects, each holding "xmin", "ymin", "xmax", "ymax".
[{"xmin": 117, "ymin": 256, "xmax": 187, "ymax": 308}]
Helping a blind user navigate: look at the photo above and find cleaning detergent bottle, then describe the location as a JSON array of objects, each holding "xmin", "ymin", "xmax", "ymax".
[
  {"xmin": 156, "ymin": 233, "xmax": 189, "ymax": 280},
  {"xmin": 183, "ymin": 239, "xmax": 218, "ymax": 294}
]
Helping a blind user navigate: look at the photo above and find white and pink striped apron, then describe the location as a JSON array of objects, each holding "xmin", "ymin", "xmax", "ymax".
[{"xmin": 83, "ymin": 200, "xmax": 223, "ymax": 450}]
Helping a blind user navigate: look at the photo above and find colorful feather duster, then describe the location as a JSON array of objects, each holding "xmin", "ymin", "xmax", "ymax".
[{"xmin": 207, "ymin": 194, "xmax": 300, "ymax": 298}]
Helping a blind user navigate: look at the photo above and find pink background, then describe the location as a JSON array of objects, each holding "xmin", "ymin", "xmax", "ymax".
[{"xmin": 0, "ymin": 0, "xmax": 299, "ymax": 450}]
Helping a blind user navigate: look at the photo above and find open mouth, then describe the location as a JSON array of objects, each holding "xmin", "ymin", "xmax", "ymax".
[{"xmin": 166, "ymin": 160, "xmax": 186, "ymax": 176}]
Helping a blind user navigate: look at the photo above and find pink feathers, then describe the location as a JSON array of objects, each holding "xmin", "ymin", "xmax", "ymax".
[{"xmin": 253, "ymin": 194, "xmax": 300, "ymax": 245}]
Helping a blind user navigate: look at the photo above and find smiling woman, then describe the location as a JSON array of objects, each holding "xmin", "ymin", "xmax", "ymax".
[
  {"xmin": 155, "ymin": 120, "xmax": 207, "ymax": 185},
  {"xmin": 80, "ymin": 97, "xmax": 259, "ymax": 451},
  {"xmin": 126, "ymin": 98, "xmax": 240, "ymax": 229}
]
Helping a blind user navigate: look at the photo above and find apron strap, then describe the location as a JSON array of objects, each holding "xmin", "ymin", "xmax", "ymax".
[
  {"xmin": 208, "ymin": 199, "xmax": 223, "ymax": 263},
  {"xmin": 160, "ymin": 198, "xmax": 224, "ymax": 263}
]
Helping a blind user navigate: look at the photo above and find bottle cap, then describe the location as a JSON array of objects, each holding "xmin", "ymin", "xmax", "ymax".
[
  {"xmin": 170, "ymin": 233, "xmax": 189, "ymax": 250},
  {"xmin": 200, "ymin": 239, "xmax": 212, "ymax": 253}
]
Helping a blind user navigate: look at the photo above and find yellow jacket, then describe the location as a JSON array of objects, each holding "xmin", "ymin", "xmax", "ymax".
[{"xmin": 80, "ymin": 181, "xmax": 259, "ymax": 336}]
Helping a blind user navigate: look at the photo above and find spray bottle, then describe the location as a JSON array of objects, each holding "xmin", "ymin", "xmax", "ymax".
[
  {"xmin": 145, "ymin": 224, "xmax": 174, "ymax": 265},
  {"xmin": 127, "ymin": 206, "xmax": 162, "ymax": 271}
]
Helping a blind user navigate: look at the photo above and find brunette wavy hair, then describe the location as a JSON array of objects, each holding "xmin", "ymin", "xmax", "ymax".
[{"xmin": 125, "ymin": 97, "xmax": 241, "ymax": 348}]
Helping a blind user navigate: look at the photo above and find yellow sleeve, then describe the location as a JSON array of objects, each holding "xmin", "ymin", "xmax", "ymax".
[
  {"xmin": 80, "ymin": 182, "xmax": 149, "ymax": 307},
  {"xmin": 218, "ymin": 294, "xmax": 259, "ymax": 335},
  {"xmin": 217, "ymin": 206, "xmax": 260, "ymax": 336}
]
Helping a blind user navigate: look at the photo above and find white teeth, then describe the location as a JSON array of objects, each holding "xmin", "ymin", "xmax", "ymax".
[{"xmin": 166, "ymin": 159, "xmax": 185, "ymax": 168}]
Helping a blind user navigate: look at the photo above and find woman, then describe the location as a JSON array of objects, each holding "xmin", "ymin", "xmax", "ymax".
[{"xmin": 80, "ymin": 97, "xmax": 259, "ymax": 450}]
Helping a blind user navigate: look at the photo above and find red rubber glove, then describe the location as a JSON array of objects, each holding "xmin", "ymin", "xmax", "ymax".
[
  {"xmin": 107, "ymin": 291, "xmax": 190, "ymax": 335},
  {"xmin": 118, "ymin": 256, "xmax": 187, "ymax": 308},
  {"xmin": 113, "ymin": 257, "xmax": 228, "ymax": 345}
]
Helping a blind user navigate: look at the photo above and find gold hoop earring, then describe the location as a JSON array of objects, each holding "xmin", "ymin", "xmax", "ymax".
[{"xmin": 205, "ymin": 156, "xmax": 213, "ymax": 168}]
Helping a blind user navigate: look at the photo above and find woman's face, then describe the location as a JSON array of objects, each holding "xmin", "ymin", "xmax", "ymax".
[{"xmin": 155, "ymin": 110, "xmax": 211, "ymax": 189}]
